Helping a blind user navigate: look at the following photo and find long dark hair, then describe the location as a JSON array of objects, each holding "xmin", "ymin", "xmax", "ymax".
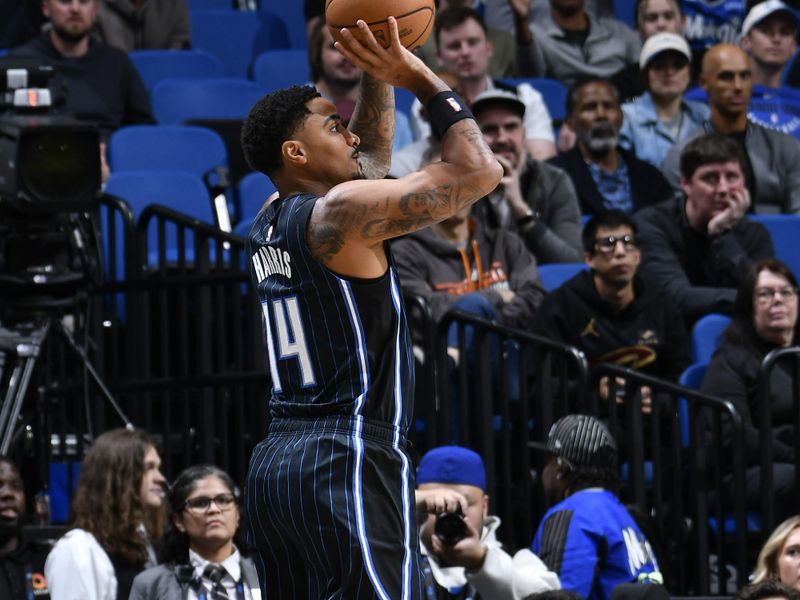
[
  {"xmin": 157, "ymin": 465, "xmax": 249, "ymax": 565},
  {"xmin": 726, "ymin": 258, "xmax": 800, "ymax": 349},
  {"xmin": 70, "ymin": 429, "xmax": 165, "ymax": 565}
]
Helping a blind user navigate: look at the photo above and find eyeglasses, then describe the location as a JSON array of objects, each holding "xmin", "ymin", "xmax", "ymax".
[
  {"xmin": 754, "ymin": 287, "xmax": 798, "ymax": 304},
  {"xmin": 184, "ymin": 493, "xmax": 236, "ymax": 513},
  {"xmin": 593, "ymin": 235, "xmax": 637, "ymax": 254}
]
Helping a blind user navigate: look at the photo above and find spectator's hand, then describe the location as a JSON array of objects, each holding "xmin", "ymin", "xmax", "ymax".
[
  {"xmin": 509, "ymin": 0, "xmax": 531, "ymax": 21},
  {"xmin": 707, "ymin": 188, "xmax": 750, "ymax": 235},
  {"xmin": 415, "ymin": 487, "xmax": 469, "ymax": 515},
  {"xmin": 641, "ymin": 385, "xmax": 652, "ymax": 415},
  {"xmin": 557, "ymin": 124, "xmax": 576, "ymax": 152},
  {"xmin": 99, "ymin": 142, "xmax": 110, "ymax": 184},
  {"xmin": 429, "ymin": 516, "xmax": 488, "ymax": 572},
  {"xmin": 334, "ymin": 18, "xmax": 432, "ymax": 94},
  {"xmin": 495, "ymin": 155, "xmax": 529, "ymax": 218},
  {"xmin": 496, "ymin": 288, "xmax": 516, "ymax": 303},
  {"xmin": 600, "ymin": 377, "xmax": 653, "ymax": 414}
]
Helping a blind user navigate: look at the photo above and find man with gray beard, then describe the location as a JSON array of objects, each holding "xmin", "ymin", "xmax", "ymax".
[{"xmin": 549, "ymin": 78, "xmax": 674, "ymax": 216}]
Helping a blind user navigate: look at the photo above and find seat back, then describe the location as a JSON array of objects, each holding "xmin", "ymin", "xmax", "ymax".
[
  {"xmin": 129, "ymin": 49, "xmax": 225, "ymax": 91},
  {"xmin": 691, "ymin": 313, "xmax": 731, "ymax": 364},
  {"xmin": 750, "ymin": 214, "xmax": 800, "ymax": 280},
  {"xmin": 678, "ymin": 362, "xmax": 708, "ymax": 447},
  {"xmin": 108, "ymin": 125, "xmax": 228, "ymax": 180},
  {"xmin": 499, "ymin": 77, "xmax": 568, "ymax": 123},
  {"xmin": 150, "ymin": 78, "xmax": 267, "ymax": 124},
  {"xmin": 190, "ymin": 9, "xmax": 290, "ymax": 77},
  {"xmin": 104, "ymin": 171, "xmax": 214, "ymax": 223},
  {"xmin": 537, "ymin": 262, "xmax": 587, "ymax": 292},
  {"xmin": 237, "ymin": 171, "xmax": 277, "ymax": 222},
  {"xmin": 251, "ymin": 49, "xmax": 310, "ymax": 92}
]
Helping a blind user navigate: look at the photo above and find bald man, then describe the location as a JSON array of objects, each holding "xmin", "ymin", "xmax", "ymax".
[{"xmin": 662, "ymin": 43, "xmax": 800, "ymax": 214}]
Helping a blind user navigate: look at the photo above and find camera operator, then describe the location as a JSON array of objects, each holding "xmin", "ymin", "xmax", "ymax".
[
  {"xmin": 9, "ymin": 0, "xmax": 153, "ymax": 145},
  {"xmin": 415, "ymin": 446, "xmax": 560, "ymax": 600}
]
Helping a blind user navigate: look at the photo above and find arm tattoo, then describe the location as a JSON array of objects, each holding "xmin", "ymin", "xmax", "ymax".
[
  {"xmin": 349, "ymin": 75, "xmax": 394, "ymax": 179},
  {"xmin": 307, "ymin": 221, "xmax": 346, "ymax": 263}
]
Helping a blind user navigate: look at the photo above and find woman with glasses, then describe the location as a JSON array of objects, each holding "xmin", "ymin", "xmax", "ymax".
[
  {"xmin": 45, "ymin": 428, "xmax": 166, "ymax": 600},
  {"xmin": 130, "ymin": 465, "xmax": 259, "ymax": 599},
  {"xmin": 701, "ymin": 258, "xmax": 800, "ymax": 524},
  {"xmin": 619, "ymin": 32, "xmax": 708, "ymax": 169}
]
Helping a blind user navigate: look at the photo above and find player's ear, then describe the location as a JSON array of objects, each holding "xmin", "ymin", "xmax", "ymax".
[{"xmin": 282, "ymin": 140, "xmax": 308, "ymax": 166}]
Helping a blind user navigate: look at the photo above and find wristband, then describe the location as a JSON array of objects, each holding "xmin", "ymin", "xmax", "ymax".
[
  {"xmin": 516, "ymin": 210, "xmax": 535, "ymax": 228},
  {"xmin": 426, "ymin": 91, "xmax": 474, "ymax": 140}
]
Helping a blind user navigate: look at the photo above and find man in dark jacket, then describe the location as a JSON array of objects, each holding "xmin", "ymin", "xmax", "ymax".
[
  {"xmin": 533, "ymin": 210, "xmax": 691, "ymax": 408},
  {"xmin": 10, "ymin": 0, "xmax": 153, "ymax": 140},
  {"xmin": 0, "ymin": 458, "xmax": 50, "ymax": 599},
  {"xmin": 636, "ymin": 133, "xmax": 774, "ymax": 324},
  {"xmin": 549, "ymin": 78, "xmax": 674, "ymax": 216}
]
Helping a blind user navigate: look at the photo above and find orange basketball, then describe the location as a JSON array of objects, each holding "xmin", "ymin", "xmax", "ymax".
[{"xmin": 325, "ymin": 0, "xmax": 435, "ymax": 51}]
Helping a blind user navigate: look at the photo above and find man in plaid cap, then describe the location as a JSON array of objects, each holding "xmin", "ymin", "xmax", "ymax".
[{"xmin": 530, "ymin": 415, "xmax": 662, "ymax": 600}]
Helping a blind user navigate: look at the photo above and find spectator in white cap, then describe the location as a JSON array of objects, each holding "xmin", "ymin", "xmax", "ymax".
[
  {"xmin": 739, "ymin": 0, "xmax": 800, "ymax": 140},
  {"xmin": 619, "ymin": 32, "xmax": 710, "ymax": 168},
  {"xmin": 416, "ymin": 445, "xmax": 560, "ymax": 600},
  {"xmin": 529, "ymin": 414, "xmax": 663, "ymax": 600},
  {"xmin": 741, "ymin": 0, "xmax": 798, "ymax": 88}
]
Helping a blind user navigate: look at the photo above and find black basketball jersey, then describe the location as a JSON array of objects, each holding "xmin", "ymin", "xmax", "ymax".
[{"xmin": 247, "ymin": 192, "xmax": 415, "ymax": 434}]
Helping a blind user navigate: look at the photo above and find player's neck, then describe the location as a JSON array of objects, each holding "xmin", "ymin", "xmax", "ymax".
[
  {"xmin": 594, "ymin": 275, "xmax": 634, "ymax": 313},
  {"xmin": 49, "ymin": 29, "xmax": 90, "ymax": 58}
]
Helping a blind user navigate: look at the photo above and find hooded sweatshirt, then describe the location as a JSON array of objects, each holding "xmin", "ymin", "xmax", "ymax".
[
  {"xmin": 532, "ymin": 269, "xmax": 691, "ymax": 381},
  {"xmin": 95, "ymin": 0, "xmax": 191, "ymax": 52},
  {"xmin": 392, "ymin": 219, "xmax": 545, "ymax": 331}
]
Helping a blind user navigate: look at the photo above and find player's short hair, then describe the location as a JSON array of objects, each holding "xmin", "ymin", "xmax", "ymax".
[
  {"xmin": 241, "ymin": 85, "xmax": 322, "ymax": 175},
  {"xmin": 679, "ymin": 133, "xmax": 747, "ymax": 180},
  {"xmin": 582, "ymin": 210, "xmax": 638, "ymax": 253},
  {"xmin": 435, "ymin": 5, "xmax": 488, "ymax": 45}
]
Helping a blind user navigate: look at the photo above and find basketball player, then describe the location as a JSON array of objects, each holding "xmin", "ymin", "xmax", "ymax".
[{"xmin": 240, "ymin": 17, "xmax": 502, "ymax": 600}]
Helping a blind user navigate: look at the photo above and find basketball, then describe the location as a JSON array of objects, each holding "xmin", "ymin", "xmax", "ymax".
[{"xmin": 325, "ymin": 0, "xmax": 435, "ymax": 51}]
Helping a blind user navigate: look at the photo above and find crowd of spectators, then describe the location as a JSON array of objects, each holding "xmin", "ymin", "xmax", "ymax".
[{"xmin": 2, "ymin": 0, "xmax": 800, "ymax": 597}]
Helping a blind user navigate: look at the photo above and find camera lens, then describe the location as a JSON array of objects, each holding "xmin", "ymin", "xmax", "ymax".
[{"xmin": 434, "ymin": 508, "xmax": 467, "ymax": 545}]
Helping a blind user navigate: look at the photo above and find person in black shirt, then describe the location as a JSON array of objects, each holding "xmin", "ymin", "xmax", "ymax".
[{"xmin": 0, "ymin": 457, "xmax": 50, "ymax": 599}]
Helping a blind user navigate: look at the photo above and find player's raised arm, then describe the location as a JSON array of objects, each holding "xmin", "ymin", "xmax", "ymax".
[
  {"xmin": 348, "ymin": 72, "xmax": 395, "ymax": 180},
  {"xmin": 311, "ymin": 18, "xmax": 503, "ymax": 255}
]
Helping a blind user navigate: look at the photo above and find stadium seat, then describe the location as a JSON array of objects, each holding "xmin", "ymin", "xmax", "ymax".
[
  {"xmin": 499, "ymin": 77, "xmax": 568, "ymax": 123},
  {"xmin": 129, "ymin": 49, "xmax": 225, "ymax": 91},
  {"xmin": 237, "ymin": 171, "xmax": 277, "ymax": 223},
  {"xmin": 109, "ymin": 125, "xmax": 228, "ymax": 181},
  {"xmin": 537, "ymin": 262, "xmax": 587, "ymax": 292},
  {"xmin": 190, "ymin": 9, "xmax": 290, "ymax": 77},
  {"xmin": 104, "ymin": 171, "xmax": 215, "ymax": 266},
  {"xmin": 678, "ymin": 362, "xmax": 707, "ymax": 447},
  {"xmin": 691, "ymin": 313, "xmax": 731, "ymax": 364},
  {"xmin": 259, "ymin": 2, "xmax": 307, "ymax": 48},
  {"xmin": 395, "ymin": 87, "xmax": 416, "ymax": 117},
  {"xmin": 251, "ymin": 49, "xmax": 310, "ymax": 92},
  {"xmin": 750, "ymin": 214, "xmax": 800, "ymax": 280},
  {"xmin": 150, "ymin": 78, "xmax": 267, "ymax": 124},
  {"xmin": 613, "ymin": 0, "xmax": 636, "ymax": 27}
]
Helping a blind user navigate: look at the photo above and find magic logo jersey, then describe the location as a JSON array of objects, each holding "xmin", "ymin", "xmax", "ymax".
[{"xmin": 247, "ymin": 192, "xmax": 415, "ymax": 434}]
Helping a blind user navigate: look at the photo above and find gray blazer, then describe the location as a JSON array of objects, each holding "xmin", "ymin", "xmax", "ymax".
[{"xmin": 128, "ymin": 558, "xmax": 259, "ymax": 600}]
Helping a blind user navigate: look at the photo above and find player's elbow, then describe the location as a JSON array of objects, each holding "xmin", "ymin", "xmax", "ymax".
[{"xmin": 471, "ymin": 157, "xmax": 503, "ymax": 196}]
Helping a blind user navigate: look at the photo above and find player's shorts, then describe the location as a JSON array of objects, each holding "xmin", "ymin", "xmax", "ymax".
[{"xmin": 245, "ymin": 415, "xmax": 424, "ymax": 599}]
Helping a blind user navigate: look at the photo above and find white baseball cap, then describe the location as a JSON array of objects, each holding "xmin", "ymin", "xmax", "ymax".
[
  {"xmin": 741, "ymin": 0, "xmax": 798, "ymax": 36},
  {"xmin": 639, "ymin": 32, "xmax": 692, "ymax": 69}
]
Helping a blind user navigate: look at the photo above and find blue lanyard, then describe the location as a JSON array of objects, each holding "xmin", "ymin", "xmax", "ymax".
[{"xmin": 196, "ymin": 579, "xmax": 246, "ymax": 600}]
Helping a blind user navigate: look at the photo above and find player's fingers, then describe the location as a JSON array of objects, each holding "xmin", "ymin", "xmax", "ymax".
[
  {"xmin": 354, "ymin": 19, "xmax": 389, "ymax": 57},
  {"xmin": 386, "ymin": 16, "xmax": 404, "ymax": 53},
  {"xmin": 334, "ymin": 27, "xmax": 381, "ymax": 69}
]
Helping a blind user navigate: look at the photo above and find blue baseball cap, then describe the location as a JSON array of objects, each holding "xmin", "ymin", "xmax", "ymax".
[{"xmin": 416, "ymin": 446, "xmax": 486, "ymax": 491}]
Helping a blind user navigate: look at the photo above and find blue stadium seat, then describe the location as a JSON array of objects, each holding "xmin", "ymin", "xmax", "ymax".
[
  {"xmin": 499, "ymin": 77, "xmax": 568, "ymax": 123},
  {"xmin": 259, "ymin": 2, "xmax": 307, "ymax": 48},
  {"xmin": 691, "ymin": 313, "xmax": 731, "ymax": 364},
  {"xmin": 750, "ymin": 214, "xmax": 800, "ymax": 280},
  {"xmin": 129, "ymin": 49, "xmax": 225, "ymax": 91},
  {"xmin": 187, "ymin": 0, "xmax": 232, "ymax": 8},
  {"xmin": 190, "ymin": 9, "xmax": 290, "ymax": 77},
  {"xmin": 150, "ymin": 78, "xmax": 267, "ymax": 124},
  {"xmin": 104, "ymin": 171, "xmax": 215, "ymax": 265},
  {"xmin": 678, "ymin": 362, "xmax": 707, "ymax": 447},
  {"xmin": 251, "ymin": 49, "xmax": 310, "ymax": 92},
  {"xmin": 395, "ymin": 87, "xmax": 416, "ymax": 117},
  {"xmin": 237, "ymin": 171, "xmax": 277, "ymax": 223},
  {"xmin": 613, "ymin": 0, "xmax": 637, "ymax": 27},
  {"xmin": 537, "ymin": 262, "xmax": 587, "ymax": 292},
  {"xmin": 108, "ymin": 125, "xmax": 228, "ymax": 180}
]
